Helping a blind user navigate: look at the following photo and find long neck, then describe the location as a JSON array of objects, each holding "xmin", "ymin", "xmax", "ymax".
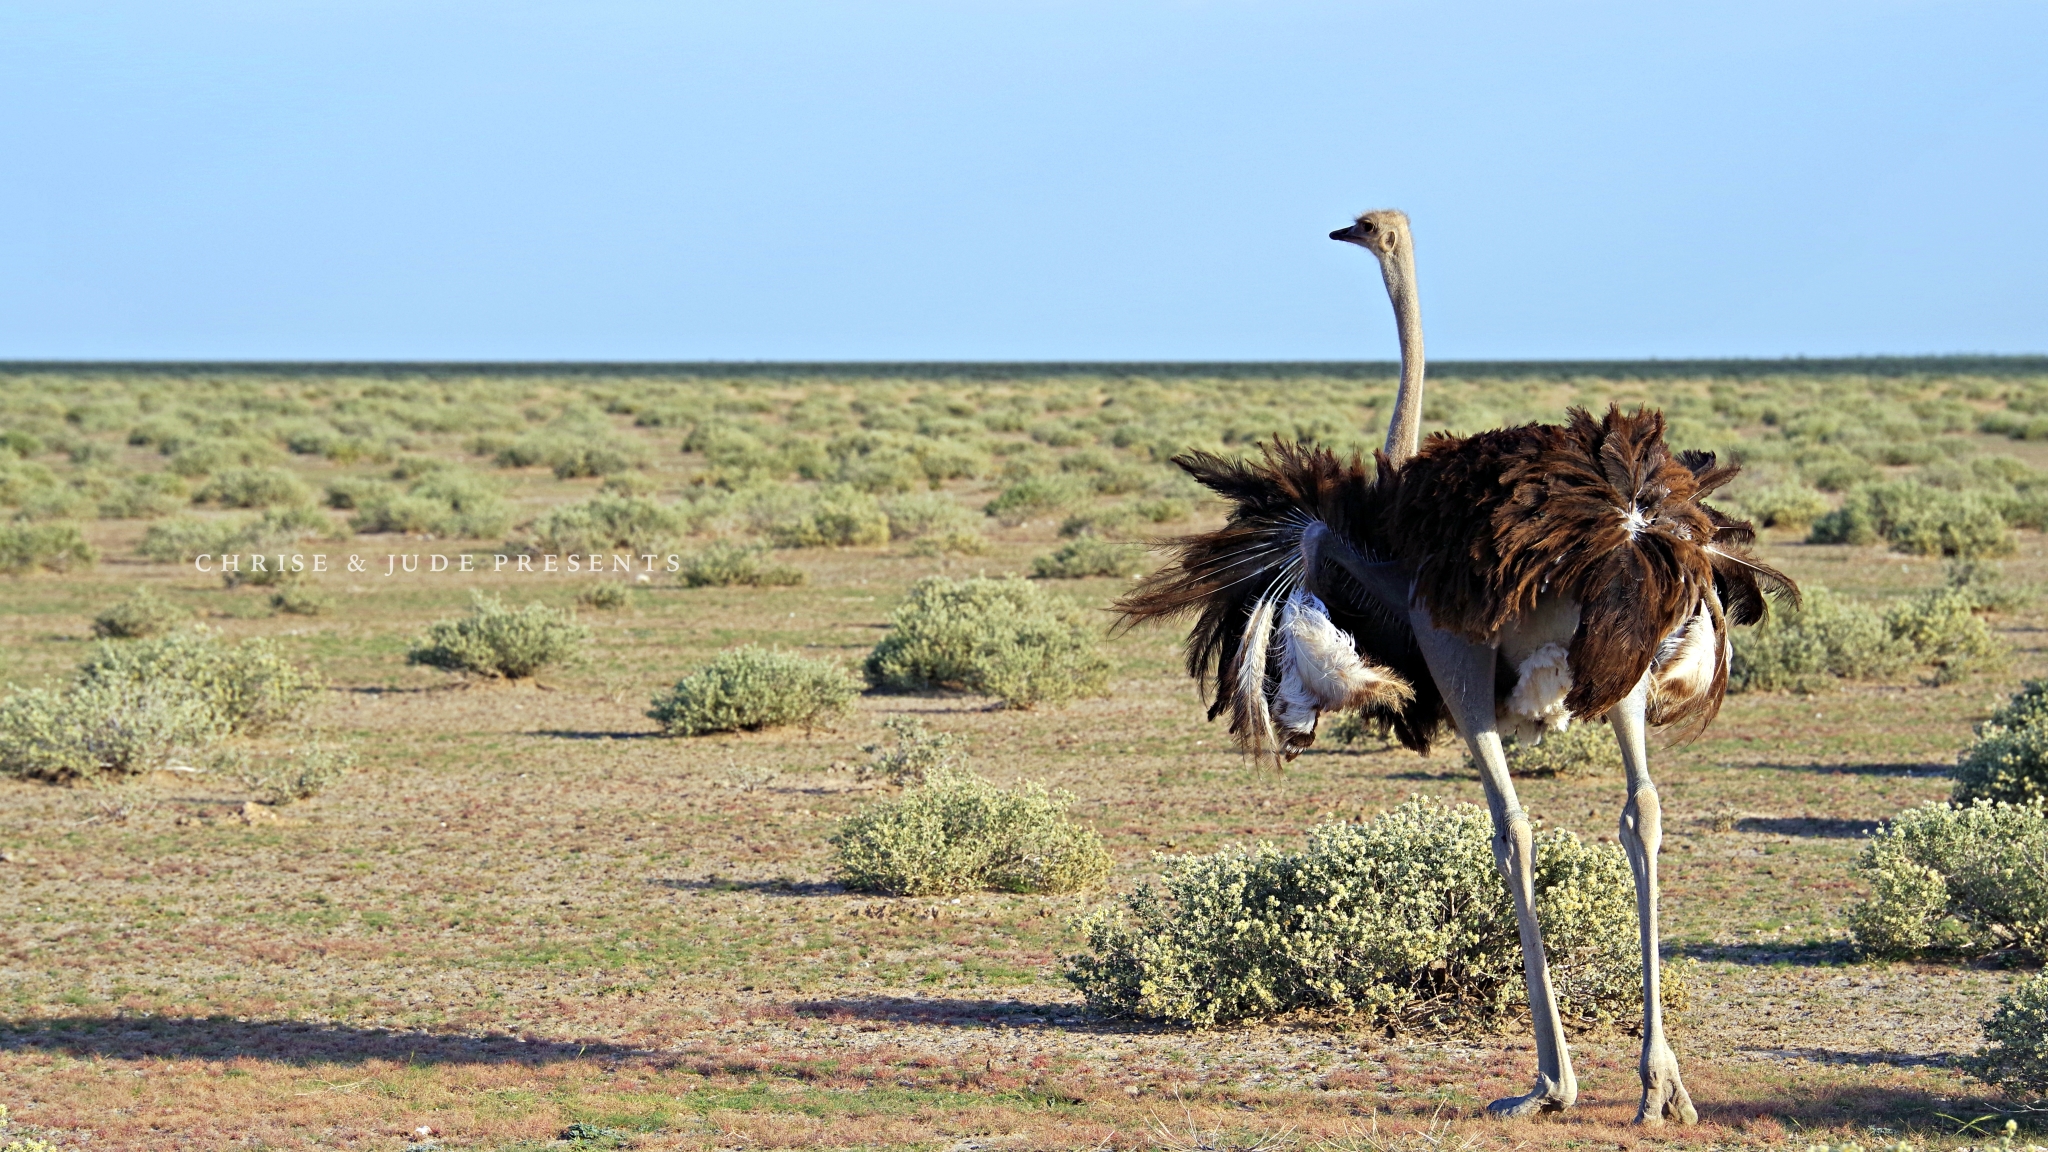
[{"xmin": 1378, "ymin": 243, "xmax": 1425, "ymax": 466}]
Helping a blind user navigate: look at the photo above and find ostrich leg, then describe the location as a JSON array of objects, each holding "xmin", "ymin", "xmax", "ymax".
[
  {"xmin": 1410, "ymin": 614, "xmax": 1578, "ymax": 1118},
  {"xmin": 1609, "ymin": 678, "xmax": 1698, "ymax": 1126}
]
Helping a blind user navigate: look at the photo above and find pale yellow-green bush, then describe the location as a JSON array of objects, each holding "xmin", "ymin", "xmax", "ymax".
[
  {"xmin": 880, "ymin": 492, "xmax": 987, "ymax": 555},
  {"xmin": 1847, "ymin": 800, "xmax": 2048, "ymax": 961},
  {"xmin": 1953, "ymin": 680, "xmax": 2048, "ymax": 807},
  {"xmin": 78, "ymin": 628, "xmax": 317, "ymax": 736},
  {"xmin": 406, "ymin": 592, "xmax": 591, "ymax": 679},
  {"xmin": 1730, "ymin": 583, "xmax": 2005, "ymax": 692},
  {"xmin": 863, "ymin": 575, "xmax": 1111, "ymax": 709},
  {"xmin": 677, "ymin": 541, "xmax": 805, "ymax": 588},
  {"xmin": 1472, "ymin": 721, "xmax": 1623, "ymax": 778},
  {"xmin": 227, "ymin": 736, "xmax": 355, "ymax": 805},
  {"xmin": 524, "ymin": 493, "xmax": 684, "ymax": 556},
  {"xmin": 1971, "ymin": 970, "xmax": 2048, "ymax": 1101},
  {"xmin": 1809, "ymin": 479, "xmax": 2015, "ymax": 558},
  {"xmin": 857, "ymin": 716, "xmax": 969, "ymax": 787},
  {"xmin": 648, "ymin": 646, "xmax": 857, "ymax": 736},
  {"xmin": 1066, "ymin": 796, "xmax": 1669, "ymax": 1029},
  {"xmin": 192, "ymin": 466, "xmax": 311, "ymax": 509},
  {"xmin": 756, "ymin": 485, "xmax": 891, "ymax": 548},
  {"xmin": 0, "ymin": 522, "xmax": 94, "ymax": 574},
  {"xmin": 831, "ymin": 765, "xmax": 1112, "ymax": 896},
  {"xmin": 91, "ymin": 586, "xmax": 188, "ymax": 638},
  {"xmin": 1733, "ymin": 480, "xmax": 1830, "ymax": 529},
  {"xmin": 1031, "ymin": 537, "xmax": 1147, "ymax": 579}
]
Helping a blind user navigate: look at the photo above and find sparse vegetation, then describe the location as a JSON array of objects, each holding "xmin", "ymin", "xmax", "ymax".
[
  {"xmin": 1473, "ymin": 721, "xmax": 1623, "ymax": 777},
  {"xmin": 577, "ymin": 581, "xmax": 630, "ymax": 610},
  {"xmin": 1847, "ymin": 800, "xmax": 2048, "ymax": 961},
  {"xmin": 856, "ymin": 716, "xmax": 968, "ymax": 787},
  {"xmin": 406, "ymin": 592, "xmax": 591, "ymax": 679},
  {"xmin": 1970, "ymin": 969, "xmax": 2048, "ymax": 1101},
  {"xmin": 1031, "ymin": 537, "xmax": 1147, "ymax": 579},
  {"xmin": 1809, "ymin": 479, "xmax": 2016, "ymax": 558},
  {"xmin": 90, "ymin": 586, "xmax": 187, "ymax": 638},
  {"xmin": 1730, "ymin": 582, "xmax": 2005, "ymax": 691},
  {"xmin": 1066, "ymin": 796, "xmax": 1667, "ymax": 1028},
  {"xmin": 676, "ymin": 541, "xmax": 805, "ymax": 588},
  {"xmin": 229, "ymin": 737, "xmax": 355, "ymax": 805},
  {"xmin": 831, "ymin": 765, "xmax": 1112, "ymax": 896},
  {"xmin": 1953, "ymin": 680, "xmax": 2048, "ymax": 806},
  {"xmin": 647, "ymin": 646, "xmax": 858, "ymax": 736},
  {"xmin": 863, "ymin": 575, "xmax": 1111, "ymax": 709},
  {"xmin": 0, "ymin": 522, "xmax": 94, "ymax": 574}
]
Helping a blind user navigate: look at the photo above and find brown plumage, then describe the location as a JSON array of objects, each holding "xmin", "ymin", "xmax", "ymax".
[{"xmin": 1118, "ymin": 405, "xmax": 1795, "ymax": 757}]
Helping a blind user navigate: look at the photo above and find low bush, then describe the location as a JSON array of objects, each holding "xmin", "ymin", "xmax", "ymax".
[
  {"xmin": 1809, "ymin": 479, "xmax": 2015, "ymax": 558},
  {"xmin": 1729, "ymin": 583, "xmax": 2004, "ymax": 692},
  {"xmin": 406, "ymin": 593, "xmax": 591, "ymax": 679},
  {"xmin": 863, "ymin": 575, "xmax": 1111, "ymax": 709},
  {"xmin": 346, "ymin": 471, "xmax": 513, "ymax": 539},
  {"xmin": 270, "ymin": 585, "xmax": 331, "ymax": 616},
  {"xmin": 91, "ymin": 586, "xmax": 187, "ymax": 638},
  {"xmin": 79, "ymin": 628, "xmax": 317, "ymax": 735},
  {"xmin": 526, "ymin": 494, "xmax": 685, "ymax": 556},
  {"xmin": 1970, "ymin": 970, "xmax": 2048, "ymax": 1102},
  {"xmin": 647, "ymin": 646, "xmax": 858, "ymax": 736},
  {"xmin": 138, "ymin": 508, "xmax": 343, "ymax": 564},
  {"xmin": 166, "ymin": 438, "xmax": 281, "ymax": 478},
  {"xmin": 831, "ymin": 765, "xmax": 1113, "ymax": 896},
  {"xmin": 984, "ymin": 476, "xmax": 1084, "ymax": 526},
  {"xmin": 497, "ymin": 432, "xmax": 648, "ymax": 478},
  {"xmin": 880, "ymin": 492, "xmax": 988, "ymax": 556},
  {"xmin": 0, "ymin": 680, "xmax": 222, "ymax": 782},
  {"xmin": 0, "ymin": 629, "xmax": 317, "ymax": 781},
  {"xmin": 1474, "ymin": 721, "xmax": 1622, "ymax": 777},
  {"xmin": 1953, "ymin": 680, "xmax": 2048, "ymax": 806},
  {"xmin": 1066, "ymin": 796, "xmax": 1667, "ymax": 1028},
  {"xmin": 757, "ymin": 486, "xmax": 891, "ymax": 549},
  {"xmin": 677, "ymin": 541, "xmax": 805, "ymax": 588},
  {"xmin": 857, "ymin": 716, "xmax": 968, "ymax": 787},
  {"xmin": 0, "ymin": 522, "xmax": 94, "ymax": 575},
  {"xmin": 577, "ymin": 581, "xmax": 629, "ymax": 610},
  {"xmin": 192, "ymin": 467, "xmax": 311, "ymax": 509},
  {"xmin": 1734, "ymin": 481, "xmax": 1830, "ymax": 529},
  {"xmin": 1847, "ymin": 800, "xmax": 2048, "ymax": 962},
  {"xmin": 228, "ymin": 737, "xmax": 355, "ymax": 805},
  {"xmin": 1031, "ymin": 538, "xmax": 1147, "ymax": 579},
  {"xmin": 97, "ymin": 472, "xmax": 187, "ymax": 519}
]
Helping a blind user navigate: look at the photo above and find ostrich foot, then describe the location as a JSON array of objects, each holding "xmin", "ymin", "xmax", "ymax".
[
  {"xmin": 1634, "ymin": 1045, "xmax": 1697, "ymax": 1126},
  {"xmin": 1486, "ymin": 1074, "xmax": 1576, "ymax": 1119}
]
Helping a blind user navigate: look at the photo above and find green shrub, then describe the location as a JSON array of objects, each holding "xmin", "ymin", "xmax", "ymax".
[
  {"xmin": 984, "ymin": 476, "xmax": 1084, "ymax": 525},
  {"xmin": 831, "ymin": 765, "xmax": 1112, "ymax": 896},
  {"xmin": 0, "ymin": 522, "xmax": 95, "ymax": 575},
  {"xmin": 406, "ymin": 592, "xmax": 591, "ymax": 679},
  {"xmin": 880, "ymin": 492, "xmax": 987, "ymax": 556},
  {"xmin": 1729, "ymin": 583, "xmax": 2002, "ymax": 692},
  {"xmin": 647, "ymin": 645, "xmax": 858, "ymax": 736},
  {"xmin": 192, "ymin": 467, "xmax": 311, "ymax": 509},
  {"xmin": 1066, "ymin": 796, "xmax": 1663, "ymax": 1028},
  {"xmin": 577, "ymin": 581, "xmax": 630, "ymax": 610},
  {"xmin": 526, "ymin": 494, "xmax": 685, "ymax": 556},
  {"xmin": 1473, "ymin": 721, "xmax": 1622, "ymax": 777},
  {"xmin": 497, "ymin": 432, "xmax": 647, "ymax": 478},
  {"xmin": 138, "ymin": 508, "xmax": 343, "ymax": 564},
  {"xmin": 347, "ymin": 471, "xmax": 513, "ymax": 539},
  {"xmin": 229, "ymin": 737, "xmax": 354, "ymax": 805},
  {"xmin": 677, "ymin": 541, "xmax": 805, "ymax": 588},
  {"xmin": 1734, "ymin": 481, "xmax": 1830, "ymax": 528},
  {"xmin": 91, "ymin": 586, "xmax": 188, "ymax": 638},
  {"xmin": 97, "ymin": 472, "xmax": 187, "ymax": 519},
  {"xmin": 1809, "ymin": 480, "xmax": 2015, "ymax": 558},
  {"xmin": 1031, "ymin": 538, "xmax": 1147, "ymax": 579},
  {"xmin": 1953, "ymin": 680, "xmax": 2048, "ymax": 806},
  {"xmin": 857, "ymin": 716, "xmax": 968, "ymax": 787},
  {"xmin": 863, "ymin": 575, "xmax": 1111, "ymax": 709},
  {"xmin": 270, "ymin": 585, "xmax": 332, "ymax": 616},
  {"xmin": 166, "ymin": 438, "xmax": 281, "ymax": 477},
  {"xmin": 78, "ymin": 628, "xmax": 317, "ymax": 735},
  {"xmin": 1847, "ymin": 800, "xmax": 2048, "ymax": 961},
  {"xmin": 1059, "ymin": 506, "xmax": 1141, "ymax": 539},
  {"xmin": 1970, "ymin": 970, "xmax": 2048, "ymax": 1101},
  {"xmin": 0, "ymin": 679, "xmax": 223, "ymax": 782},
  {"xmin": 758, "ymin": 486, "xmax": 890, "ymax": 548}
]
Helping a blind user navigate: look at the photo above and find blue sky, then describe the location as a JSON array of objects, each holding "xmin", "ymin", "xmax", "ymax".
[{"xmin": 1, "ymin": 2, "xmax": 2042, "ymax": 361}]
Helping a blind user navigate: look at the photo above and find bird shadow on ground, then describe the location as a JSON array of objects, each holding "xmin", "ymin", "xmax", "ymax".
[
  {"xmin": 0, "ymin": 1017, "xmax": 647, "ymax": 1067},
  {"xmin": 1668, "ymin": 941, "xmax": 1857, "ymax": 966},
  {"xmin": 789, "ymin": 996, "xmax": 1143, "ymax": 1033},
  {"xmin": 649, "ymin": 876, "xmax": 844, "ymax": 896},
  {"xmin": 1735, "ymin": 816, "xmax": 1884, "ymax": 838},
  {"xmin": 534, "ymin": 729, "xmax": 662, "ymax": 741},
  {"xmin": 1748, "ymin": 760, "xmax": 1950, "ymax": 777}
]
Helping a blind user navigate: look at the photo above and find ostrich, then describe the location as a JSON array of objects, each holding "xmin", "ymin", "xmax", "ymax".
[{"xmin": 1117, "ymin": 210, "xmax": 1794, "ymax": 1124}]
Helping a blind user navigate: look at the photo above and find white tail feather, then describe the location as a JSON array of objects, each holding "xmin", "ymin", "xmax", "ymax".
[
  {"xmin": 1236, "ymin": 590, "xmax": 1281, "ymax": 756},
  {"xmin": 1273, "ymin": 590, "xmax": 1414, "ymax": 752}
]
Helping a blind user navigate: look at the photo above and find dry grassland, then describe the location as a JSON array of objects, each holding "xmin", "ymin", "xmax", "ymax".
[{"xmin": 1, "ymin": 364, "xmax": 2045, "ymax": 1149}]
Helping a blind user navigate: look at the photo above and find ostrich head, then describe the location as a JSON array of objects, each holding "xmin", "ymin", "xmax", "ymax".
[
  {"xmin": 1329, "ymin": 209, "xmax": 1425, "ymax": 465},
  {"xmin": 1328, "ymin": 209, "xmax": 1411, "ymax": 262}
]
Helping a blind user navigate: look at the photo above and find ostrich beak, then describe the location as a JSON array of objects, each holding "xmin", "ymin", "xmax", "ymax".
[{"xmin": 1329, "ymin": 223, "xmax": 1366, "ymax": 245}]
